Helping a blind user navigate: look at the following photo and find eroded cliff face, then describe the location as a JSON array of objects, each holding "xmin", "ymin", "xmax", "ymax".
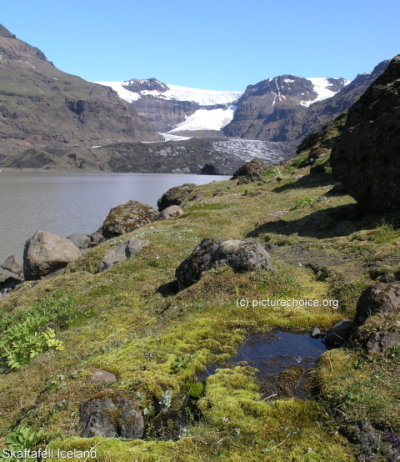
[
  {"xmin": 0, "ymin": 24, "xmax": 162, "ymax": 165},
  {"xmin": 330, "ymin": 55, "xmax": 400, "ymax": 213}
]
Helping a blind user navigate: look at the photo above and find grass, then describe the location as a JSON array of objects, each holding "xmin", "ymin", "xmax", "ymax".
[{"xmin": 0, "ymin": 154, "xmax": 399, "ymax": 460}]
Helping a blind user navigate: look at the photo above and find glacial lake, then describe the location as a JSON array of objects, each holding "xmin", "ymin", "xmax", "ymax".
[{"xmin": 0, "ymin": 171, "xmax": 230, "ymax": 264}]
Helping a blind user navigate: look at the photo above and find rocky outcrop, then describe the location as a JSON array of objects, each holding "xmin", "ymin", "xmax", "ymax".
[
  {"xmin": 175, "ymin": 238, "xmax": 273, "ymax": 289},
  {"xmin": 98, "ymin": 238, "xmax": 149, "ymax": 272},
  {"xmin": 157, "ymin": 205, "xmax": 184, "ymax": 220},
  {"xmin": 99, "ymin": 201, "xmax": 158, "ymax": 239},
  {"xmin": 330, "ymin": 55, "xmax": 400, "ymax": 213},
  {"xmin": 80, "ymin": 393, "xmax": 144, "ymax": 439},
  {"xmin": 157, "ymin": 184, "xmax": 196, "ymax": 211},
  {"xmin": 23, "ymin": 231, "xmax": 81, "ymax": 280}
]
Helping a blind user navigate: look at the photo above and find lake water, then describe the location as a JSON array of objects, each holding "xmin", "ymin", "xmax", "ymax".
[{"xmin": 0, "ymin": 171, "xmax": 229, "ymax": 264}]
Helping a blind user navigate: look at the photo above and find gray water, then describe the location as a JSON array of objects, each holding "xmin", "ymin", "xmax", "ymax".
[{"xmin": 0, "ymin": 171, "xmax": 229, "ymax": 264}]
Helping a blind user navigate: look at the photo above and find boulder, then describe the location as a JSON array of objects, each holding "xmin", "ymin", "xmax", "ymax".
[
  {"xmin": 157, "ymin": 205, "xmax": 184, "ymax": 220},
  {"xmin": 175, "ymin": 238, "xmax": 273, "ymax": 289},
  {"xmin": 365, "ymin": 331, "xmax": 400, "ymax": 353},
  {"xmin": 0, "ymin": 255, "xmax": 23, "ymax": 290},
  {"xmin": 354, "ymin": 282, "xmax": 400, "ymax": 327},
  {"xmin": 1, "ymin": 255, "xmax": 23, "ymax": 277},
  {"xmin": 323, "ymin": 319, "xmax": 353, "ymax": 347},
  {"xmin": 157, "ymin": 183, "xmax": 196, "ymax": 211},
  {"xmin": 201, "ymin": 164, "xmax": 220, "ymax": 175},
  {"xmin": 67, "ymin": 232, "xmax": 90, "ymax": 250},
  {"xmin": 89, "ymin": 231, "xmax": 106, "ymax": 248},
  {"xmin": 231, "ymin": 158, "xmax": 269, "ymax": 184},
  {"xmin": 330, "ymin": 55, "xmax": 400, "ymax": 213},
  {"xmin": 23, "ymin": 231, "xmax": 81, "ymax": 280},
  {"xmin": 80, "ymin": 393, "xmax": 144, "ymax": 439},
  {"xmin": 99, "ymin": 200, "xmax": 158, "ymax": 239},
  {"xmin": 98, "ymin": 238, "xmax": 149, "ymax": 272}
]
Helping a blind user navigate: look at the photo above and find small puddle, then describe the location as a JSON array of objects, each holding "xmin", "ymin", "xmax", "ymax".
[{"xmin": 198, "ymin": 331, "xmax": 326, "ymax": 399}]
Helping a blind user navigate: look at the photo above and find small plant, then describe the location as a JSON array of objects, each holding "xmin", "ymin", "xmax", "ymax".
[
  {"xmin": 0, "ymin": 316, "xmax": 64, "ymax": 371},
  {"xmin": 292, "ymin": 196, "xmax": 316, "ymax": 209},
  {"xmin": 171, "ymin": 354, "xmax": 196, "ymax": 373},
  {"xmin": 0, "ymin": 425, "xmax": 46, "ymax": 461}
]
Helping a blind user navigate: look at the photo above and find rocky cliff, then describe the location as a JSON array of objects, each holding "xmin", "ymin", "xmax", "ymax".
[
  {"xmin": 0, "ymin": 24, "xmax": 162, "ymax": 167},
  {"xmin": 330, "ymin": 55, "xmax": 400, "ymax": 213}
]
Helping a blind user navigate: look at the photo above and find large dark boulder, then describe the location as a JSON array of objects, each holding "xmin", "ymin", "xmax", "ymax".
[
  {"xmin": 231, "ymin": 158, "xmax": 270, "ymax": 184},
  {"xmin": 157, "ymin": 183, "xmax": 196, "ymax": 212},
  {"xmin": 23, "ymin": 231, "xmax": 81, "ymax": 280},
  {"xmin": 354, "ymin": 282, "xmax": 400, "ymax": 327},
  {"xmin": 323, "ymin": 319, "xmax": 353, "ymax": 347},
  {"xmin": 175, "ymin": 238, "xmax": 273, "ymax": 289},
  {"xmin": 80, "ymin": 393, "xmax": 144, "ymax": 439},
  {"xmin": 330, "ymin": 55, "xmax": 400, "ymax": 213},
  {"xmin": 99, "ymin": 200, "xmax": 158, "ymax": 239}
]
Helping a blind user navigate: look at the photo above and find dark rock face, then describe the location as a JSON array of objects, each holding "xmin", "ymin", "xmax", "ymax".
[
  {"xmin": 354, "ymin": 282, "xmax": 400, "ymax": 327},
  {"xmin": 175, "ymin": 238, "xmax": 273, "ymax": 289},
  {"xmin": 23, "ymin": 231, "xmax": 81, "ymax": 280},
  {"xmin": 123, "ymin": 78, "xmax": 170, "ymax": 93},
  {"xmin": 231, "ymin": 158, "xmax": 270, "ymax": 183},
  {"xmin": 80, "ymin": 393, "xmax": 144, "ymax": 439},
  {"xmin": 323, "ymin": 319, "xmax": 353, "ymax": 347},
  {"xmin": 98, "ymin": 238, "xmax": 149, "ymax": 272},
  {"xmin": 157, "ymin": 183, "xmax": 196, "ymax": 211},
  {"xmin": 99, "ymin": 201, "xmax": 158, "ymax": 239},
  {"xmin": 330, "ymin": 55, "xmax": 400, "ymax": 213}
]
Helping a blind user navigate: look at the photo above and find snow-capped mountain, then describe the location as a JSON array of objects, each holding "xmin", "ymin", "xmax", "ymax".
[{"xmin": 97, "ymin": 76, "xmax": 350, "ymax": 138}]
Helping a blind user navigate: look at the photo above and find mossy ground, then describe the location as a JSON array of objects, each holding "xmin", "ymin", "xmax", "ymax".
[{"xmin": 0, "ymin": 155, "xmax": 399, "ymax": 460}]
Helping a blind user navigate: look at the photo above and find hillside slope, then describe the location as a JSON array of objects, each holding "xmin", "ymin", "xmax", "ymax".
[{"xmin": 0, "ymin": 25, "xmax": 161, "ymax": 170}]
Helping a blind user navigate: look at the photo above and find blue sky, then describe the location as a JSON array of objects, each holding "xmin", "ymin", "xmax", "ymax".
[{"xmin": 2, "ymin": 0, "xmax": 399, "ymax": 90}]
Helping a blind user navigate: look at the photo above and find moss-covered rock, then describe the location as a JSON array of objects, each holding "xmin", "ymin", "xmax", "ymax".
[{"xmin": 99, "ymin": 200, "xmax": 158, "ymax": 239}]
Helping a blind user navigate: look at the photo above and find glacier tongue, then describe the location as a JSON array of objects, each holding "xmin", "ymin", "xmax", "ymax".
[{"xmin": 212, "ymin": 139, "xmax": 295, "ymax": 164}]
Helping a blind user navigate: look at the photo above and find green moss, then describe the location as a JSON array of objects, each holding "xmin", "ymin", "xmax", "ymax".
[{"xmin": 1, "ymin": 162, "xmax": 398, "ymax": 459}]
